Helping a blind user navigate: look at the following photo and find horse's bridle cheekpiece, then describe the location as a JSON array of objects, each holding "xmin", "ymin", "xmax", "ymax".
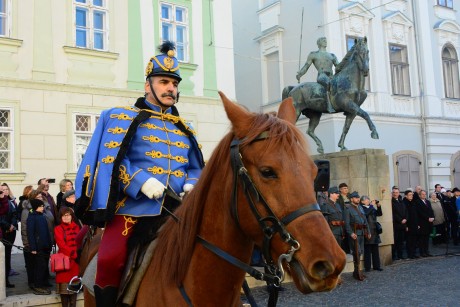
[{"xmin": 197, "ymin": 132, "xmax": 320, "ymax": 307}]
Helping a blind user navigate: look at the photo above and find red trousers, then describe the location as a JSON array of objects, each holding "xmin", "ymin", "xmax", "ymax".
[{"xmin": 95, "ymin": 215, "xmax": 137, "ymax": 288}]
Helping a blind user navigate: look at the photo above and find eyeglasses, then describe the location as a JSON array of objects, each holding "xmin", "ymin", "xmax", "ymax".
[{"xmin": 62, "ymin": 214, "xmax": 72, "ymax": 217}]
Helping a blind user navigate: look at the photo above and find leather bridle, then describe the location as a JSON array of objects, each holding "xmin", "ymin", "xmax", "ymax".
[{"xmin": 196, "ymin": 132, "xmax": 320, "ymax": 307}]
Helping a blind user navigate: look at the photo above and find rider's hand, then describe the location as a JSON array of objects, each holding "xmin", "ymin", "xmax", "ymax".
[
  {"xmin": 183, "ymin": 183, "xmax": 194, "ymax": 193},
  {"xmin": 141, "ymin": 178, "xmax": 166, "ymax": 199},
  {"xmin": 180, "ymin": 184, "xmax": 194, "ymax": 198}
]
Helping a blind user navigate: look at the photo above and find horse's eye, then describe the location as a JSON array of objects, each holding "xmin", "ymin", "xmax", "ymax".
[{"xmin": 260, "ymin": 168, "xmax": 277, "ymax": 179}]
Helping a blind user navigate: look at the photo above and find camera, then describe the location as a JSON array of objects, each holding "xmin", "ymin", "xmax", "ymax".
[{"xmin": 47, "ymin": 178, "xmax": 56, "ymax": 183}]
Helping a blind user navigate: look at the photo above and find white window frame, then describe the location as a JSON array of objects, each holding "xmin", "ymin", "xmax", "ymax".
[
  {"xmin": 0, "ymin": 0, "xmax": 11, "ymax": 37},
  {"xmin": 73, "ymin": 113, "xmax": 99, "ymax": 171},
  {"xmin": 0, "ymin": 107, "xmax": 14, "ymax": 172},
  {"xmin": 74, "ymin": 0, "xmax": 109, "ymax": 51},
  {"xmin": 442, "ymin": 44, "xmax": 460, "ymax": 99},
  {"xmin": 389, "ymin": 43, "xmax": 411, "ymax": 96},
  {"xmin": 437, "ymin": 0, "xmax": 453, "ymax": 9},
  {"xmin": 160, "ymin": 2, "xmax": 189, "ymax": 62}
]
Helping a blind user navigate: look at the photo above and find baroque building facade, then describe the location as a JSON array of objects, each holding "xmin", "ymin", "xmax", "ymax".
[
  {"xmin": 232, "ymin": 0, "xmax": 460, "ymax": 191},
  {"xmin": 0, "ymin": 0, "xmax": 235, "ymax": 195}
]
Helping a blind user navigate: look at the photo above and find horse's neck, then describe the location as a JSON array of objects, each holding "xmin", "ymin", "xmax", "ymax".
[
  {"xmin": 184, "ymin": 195, "xmax": 253, "ymax": 305},
  {"xmin": 340, "ymin": 61, "xmax": 362, "ymax": 87}
]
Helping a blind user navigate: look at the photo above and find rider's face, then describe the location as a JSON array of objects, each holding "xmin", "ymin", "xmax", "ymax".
[{"xmin": 145, "ymin": 76, "xmax": 179, "ymax": 110}]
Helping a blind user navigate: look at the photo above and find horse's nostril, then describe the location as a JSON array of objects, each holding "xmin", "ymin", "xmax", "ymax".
[{"xmin": 311, "ymin": 261, "xmax": 334, "ymax": 280}]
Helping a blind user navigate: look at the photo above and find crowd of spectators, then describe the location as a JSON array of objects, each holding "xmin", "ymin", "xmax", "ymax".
[
  {"xmin": 0, "ymin": 178, "xmax": 81, "ymax": 305},
  {"xmin": 319, "ymin": 184, "xmax": 383, "ymax": 281},
  {"xmin": 317, "ymin": 181, "xmax": 460, "ymax": 281},
  {"xmin": 391, "ymin": 184, "xmax": 460, "ymax": 260},
  {"xmin": 2, "ymin": 178, "xmax": 460, "ymax": 298}
]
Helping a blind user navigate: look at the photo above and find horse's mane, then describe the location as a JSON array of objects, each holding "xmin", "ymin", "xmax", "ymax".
[
  {"xmin": 335, "ymin": 43, "xmax": 356, "ymax": 74},
  {"xmin": 151, "ymin": 110, "xmax": 308, "ymax": 286}
]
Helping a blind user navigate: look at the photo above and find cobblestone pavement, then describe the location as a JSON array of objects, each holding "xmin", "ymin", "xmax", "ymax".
[
  {"xmin": 6, "ymin": 242, "xmax": 460, "ymax": 305},
  {"xmin": 242, "ymin": 244, "xmax": 460, "ymax": 307}
]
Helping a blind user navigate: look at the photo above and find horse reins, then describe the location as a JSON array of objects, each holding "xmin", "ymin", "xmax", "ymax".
[{"xmin": 197, "ymin": 132, "xmax": 320, "ymax": 307}]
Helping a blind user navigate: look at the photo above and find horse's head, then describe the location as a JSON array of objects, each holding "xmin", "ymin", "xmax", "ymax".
[
  {"xmin": 354, "ymin": 37, "xmax": 369, "ymax": 77},
  {"xmin": 218, "ymin": 92, "xmax": 346, "ymax": 293}
]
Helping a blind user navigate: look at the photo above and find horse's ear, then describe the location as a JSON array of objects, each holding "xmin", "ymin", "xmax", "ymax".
[
  {"xmin": 218, "ymin": 91, "xmax": 252, "ymax": 137},
  {"xmin": 278, "ymin": 97, "xmax": 297, "ymax": 125}
]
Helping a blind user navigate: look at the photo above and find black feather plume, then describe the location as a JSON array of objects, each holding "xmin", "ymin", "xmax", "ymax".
[{"xmin": 159, "ymin": 41, "xmax": 176, "ymax": 54}]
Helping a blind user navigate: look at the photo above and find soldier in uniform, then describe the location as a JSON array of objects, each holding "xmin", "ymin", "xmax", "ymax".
[
  {"xmin": 296, "ymin": 37, "xmax": 338, "ymax": 113},
  {"xmin": 345, "ymin": 191, "xmax": 371, "ymax": 281},
  {"xmin": 320, "ymin": 186, "xmax": 345, "ymax": 246},
  {"xmin": 75, "ymin": 41, "xmax": 205, "ymax": 305},
  {"xmin": 337, "ymin": 182, "xmax": 351, "ymax": 253}
]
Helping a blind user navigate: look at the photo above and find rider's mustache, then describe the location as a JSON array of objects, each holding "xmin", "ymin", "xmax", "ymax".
[{"xmin": 161, "ymin": 93, "xmax": 176, "ymax": 100}]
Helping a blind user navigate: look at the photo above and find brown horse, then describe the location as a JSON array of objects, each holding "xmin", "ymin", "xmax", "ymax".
[{"xmin": 80, "ymin": 92, "xmax": 346, "ymax": 306}]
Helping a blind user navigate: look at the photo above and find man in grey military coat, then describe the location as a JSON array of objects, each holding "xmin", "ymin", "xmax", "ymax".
[
  {"xmin": 321, "ymin": 186, "xmax": 345, "ymax": 245},
  {"xmin": 345, "ymin": 191, "xmax": 371, "ymax": 281}
]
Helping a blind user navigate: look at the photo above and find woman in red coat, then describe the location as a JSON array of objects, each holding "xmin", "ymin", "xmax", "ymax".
[{"xmin": 54, "ymin": 207, "xmax": 80, "ymax": 307}]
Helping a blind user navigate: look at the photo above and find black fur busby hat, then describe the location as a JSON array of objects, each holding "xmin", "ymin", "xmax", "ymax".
[{"xmin": 145, "ymin": 41, "xmax": 182, "ymax": 82}]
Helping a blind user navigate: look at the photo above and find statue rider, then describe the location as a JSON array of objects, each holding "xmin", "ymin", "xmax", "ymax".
[{"xmin": 296, "ymin": 37, "xmax": 338, "ymax": 113}]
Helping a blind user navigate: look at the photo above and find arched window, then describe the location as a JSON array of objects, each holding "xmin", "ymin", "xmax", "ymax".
[{"xmin": 442, "ymin": 44, "xmax": 460, "ymax": 99}]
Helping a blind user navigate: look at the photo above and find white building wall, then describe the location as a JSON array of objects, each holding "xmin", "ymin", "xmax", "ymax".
[
  {"xmin": 232, "ymin": 0, "xmax": 460, "ymax": 190},
  {"xmin": 213, "ymin": 0, "xmax": 236, "ymax": 99}
]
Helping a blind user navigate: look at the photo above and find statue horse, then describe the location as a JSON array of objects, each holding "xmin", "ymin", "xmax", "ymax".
[
  {"xmin": 79, "ymin": 92, "xmax": 346, "ymax": 306},
  {"xmin": 282, "ymin": 37, "xmax": 379, "ymax": 154}
]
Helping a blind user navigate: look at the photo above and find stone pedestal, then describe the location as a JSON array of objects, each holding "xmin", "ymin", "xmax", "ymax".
[{"xmin": 313, "ymin": 149, "xmax": 393, "ymax": 266}]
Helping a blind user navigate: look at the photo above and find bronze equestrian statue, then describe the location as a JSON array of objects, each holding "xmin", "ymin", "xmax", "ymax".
[{"xmin": 284, "ymin": 37, "xmax": 379, "ymax": 154}]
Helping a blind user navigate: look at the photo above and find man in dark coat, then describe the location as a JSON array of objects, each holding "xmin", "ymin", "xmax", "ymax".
[
  {"xmin": 417, "ymin": 190, "xmax": 435, "ymax": 257},
  {"xmin": 391, "ymin": 187, "xmax": 407, "ymax": 260},
  {"xmin": 444, "ymin": 188, "xmax": 459, "ymax": 245},
  {"xmin": 404, "ymin": 190, "xmax": 419, "ymax": 259},
  {"xmin": 27, "ymin": 199, "xmax": 53, "ymax": 295}
]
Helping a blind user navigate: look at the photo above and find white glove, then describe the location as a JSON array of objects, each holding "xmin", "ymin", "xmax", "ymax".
[
  {"xmin": 180, "ymin": 184, "xmax": 195, "ymax": 198},
  {"xmin": 183, "ymin": 184, "xmax": 194, "ymax": 193},
  {"xmin": 141, "ymin": 178, "xmax": 166, "ymax": 199}
]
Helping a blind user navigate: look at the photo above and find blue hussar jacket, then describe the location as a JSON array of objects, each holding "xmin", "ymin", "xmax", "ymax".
[{"xmin": 75, "ymin": 97, "xmax": 204, "ymax": 222}]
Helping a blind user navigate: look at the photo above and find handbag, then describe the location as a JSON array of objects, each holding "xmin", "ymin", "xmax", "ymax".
[
  {"xmin": 376, "ymin": 222, "xmax": 383, "ymax": 234},
  {"xmin": 50, "ymin": 224, "xmax": 70, "ymax": 272},
  {"xmin": 50, "ymin": 252, "xmax": 70, "ymax": 272}
]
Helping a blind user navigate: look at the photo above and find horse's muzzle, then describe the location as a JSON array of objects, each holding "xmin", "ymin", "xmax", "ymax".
[{"xmin": 288, "ymin": 258, "xmax": 339, "ymax": 294}]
